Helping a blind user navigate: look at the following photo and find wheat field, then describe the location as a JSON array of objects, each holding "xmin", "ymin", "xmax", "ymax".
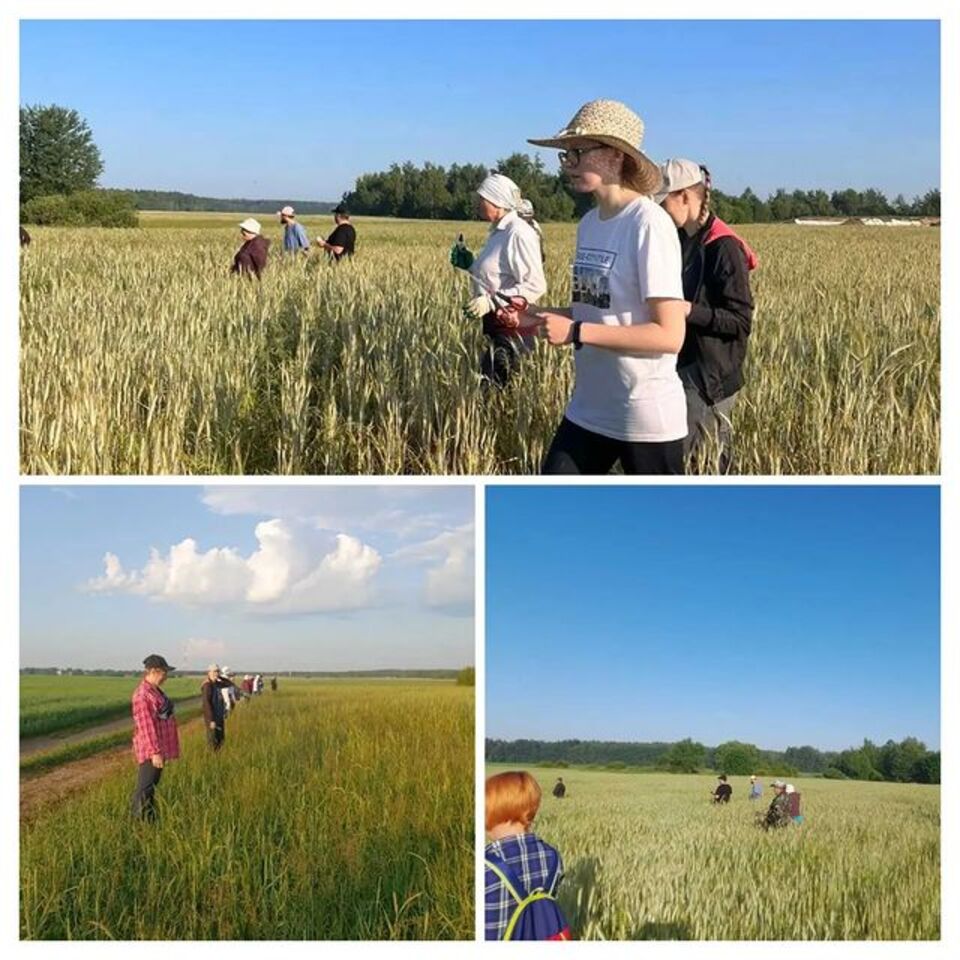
[{"xmin": 20, "ymin": 215, "xmax": 939, "ymax": 475}]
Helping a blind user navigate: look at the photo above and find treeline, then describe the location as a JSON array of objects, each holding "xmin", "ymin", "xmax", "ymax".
[
  {"xmin": 486, "ymin": 736, "xmax": 940, "ymax": 784},
  {"xmin": 342, "ymin": 153, "xmax": 941, "ymax": 224},
  {"xmin": 22, "ymin": 667, "xmax": 459, "ymax": 679},
  {"xmin": 110, "ymin": 189, "xmax": 338, "ymax": 215}
]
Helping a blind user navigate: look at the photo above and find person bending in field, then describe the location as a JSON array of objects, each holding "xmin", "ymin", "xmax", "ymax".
[
  {"xmin": 231, "ymin": 218, "xmax": 270, "ymax": 279},
  {"xmin": 526, "ymin": 100, "xmax": 688, "ymax": 474},
  {"xmin": 315, "ymin": 204, "xmax": 356, "ymax": 261},
  {"xmin": 656, "ymin": 159, "xmax": 757, "ymax": 474},
  {"xmin": 131, "ymin": 653, "xmax": 180, "ymax": 821},
  {"xmin": 201, "ymin": 663, "xmax": 229, "ymax": 751},
  {"xmin": 485, "ymin": 771, "xmax": 570, "ymax": 940},
  {"xmin": 712, "ymin": 773, "xmax": 733, "ymax": 803},
  {"xmin": 759, "ymin": 780, "xmax": 792, "ymax": 829},
  {"xmin": 454, "ymin": 173, "xmax": 547, "ymax": 389}
]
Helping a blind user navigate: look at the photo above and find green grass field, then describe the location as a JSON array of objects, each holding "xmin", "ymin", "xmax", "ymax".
[
  {"xmin": 20, "ymin": 215, "xmax": 939, "ymax": 475},
  {"xmin": 486, "ymin": 764, "xmax": 939, "ymax": 940},
  {"xmin": 20, "ymin": 674, "xmax": 202, "ymax": 739},
  {"xmin": 22, "ymin": 681, "xmax": 474, "ymax": 939}
]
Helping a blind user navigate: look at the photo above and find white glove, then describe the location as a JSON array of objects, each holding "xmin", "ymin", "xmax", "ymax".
[{"xmin": 462, "ymin": 293, "xmax": 495, "ymax": 320}]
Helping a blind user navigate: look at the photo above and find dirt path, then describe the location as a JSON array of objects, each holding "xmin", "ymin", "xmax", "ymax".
[
  {"xmin": 20, "ymin": 696, "xmax": 202, "ymax": 756},
  {"xmin": 20, "ymin": 714, "xmax": 206, "ymax": 823}
]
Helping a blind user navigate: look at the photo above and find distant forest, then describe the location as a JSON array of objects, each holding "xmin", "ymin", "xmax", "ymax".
[
  {"xmin": 22, "ymin": 666, "xmax": 458, "ymax": 679},
  {"xmin": 486, "ymin": 736, "xmax": 940, "ymax": 785},
  {"xmin": 109, "ymin": 189, "xmax": 337, "ymax": 215},
  {"xmin": 342, "ymin": 153, "xmax": 941, "ymax": 224}
]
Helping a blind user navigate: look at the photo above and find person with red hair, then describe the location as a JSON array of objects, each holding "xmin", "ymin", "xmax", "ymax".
[{"xmin": 484, "ymin": 771, "xmax": 568, "ymax": 940}]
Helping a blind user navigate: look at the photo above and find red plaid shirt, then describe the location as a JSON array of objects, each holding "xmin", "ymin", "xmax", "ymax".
[{"xmin": 131, "ymin": 680, "xmax": 180, "ymax": 763}]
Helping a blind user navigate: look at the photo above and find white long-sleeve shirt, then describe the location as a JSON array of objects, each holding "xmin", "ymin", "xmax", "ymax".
[{"xmin": 469, "ymin": 210, "xmax": 546, "ymax": 305}]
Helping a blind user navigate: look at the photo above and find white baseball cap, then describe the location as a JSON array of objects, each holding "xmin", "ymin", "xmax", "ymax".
[
  {"xmin": 653, "ymin": 158, "xmax": 705, "ymax": 203},
  {"xmin": 277, "ymin": 205, "xmax": 295, "ymax": 217},
  {"xmin": 207, "ymin": 662, "xmax": 221, "ymax": 672},
  {"xmin": 238, "ymin": 218, "xmax": 261, "ymax": 235}
]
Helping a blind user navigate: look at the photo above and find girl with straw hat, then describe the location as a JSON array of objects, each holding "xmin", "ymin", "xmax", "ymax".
[
  {"xmin": 525, "ymin": 99, "xmax": 687, "ymax": 474},
  {"xmin": 455, "ymin": 173, "xmax": 547, "ymax": 389}
]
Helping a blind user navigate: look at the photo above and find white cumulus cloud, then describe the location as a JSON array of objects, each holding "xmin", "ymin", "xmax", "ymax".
[{"xmin": 84, "ymin": 520, "xmax": 382, "ymax": 615}]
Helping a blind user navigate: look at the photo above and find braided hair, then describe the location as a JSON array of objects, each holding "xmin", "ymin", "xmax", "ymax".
[{"xmin": 697, "ymin": 164, "xmax": 712, "ymax": 227}]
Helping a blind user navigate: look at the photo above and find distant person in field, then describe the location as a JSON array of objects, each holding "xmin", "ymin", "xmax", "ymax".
[
  {"xmin": 201, "ymin": 663, "xmax": 228, "ymax": 751},
  {"xmin": 242, "ymin": 674, "xmax": 254, "ymax": 696},
  {"xmin": 552, "ymin": 777, "xmax": 566, "ymax": 799},
  {"xmin": 253, "ymin": 673, "xmax": 264, "ymax": 694},
  {"xmin": 315, "ymin": 204, "xmax": 356, "ymax": 261},
  {"xmin": 20, "ymin": 226, "xmax": 31, "ymax": 247},
  {"xmin": 760, "ymin": 780, "xmax": 793, "ymax": 829},
  {"xmin": 131, "ymin": 653, "xmax": 180, "ymax": 821},
  {"xmin": 270, "ymin": 675, "xmax": 278, "ymax": 692},
  {"xmin": 277, "ymin": 205, "xmax": 310, "ymax": 256},
  {"xmin": 485, "ymin": 771, "xmax": 571, "ymax": 940},
  {"xmin": 656, "ymin": 159, "xmax": 757, "ymax": 474},
  {"xmin": 712, "ymin": 773, "xmax": 733, "ymax": 803},
  {"xmin": 453, "ymin": 173, "xmax": 546, "ymax": 389},
  {"xmin": 749, "ymin": 775, "xmax": 763, "ymax": 801},
  {"xmin": 220, "ymin": 667, "xmax": 239, "ymax": 715},
  {"xmin": 526, "ymin": 100, "xmax": 687, "ymax": 475},
  {"xmin": 231, "ymin": 218, "xmax": 270, "ymax": 279}
]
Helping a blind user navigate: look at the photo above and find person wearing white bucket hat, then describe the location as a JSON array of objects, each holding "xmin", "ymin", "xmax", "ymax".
[
  {"xmin": 455, "ymin": 172, "xmax": 547, "ymax": 388},
  {"xmin": 656, "ymin": 159, "xmax": 758, "ymax": 474},
  {"xmin": 231, "ymin": 218, "xmax": 270, "ymax": 279},
  {"xmin": 524, "ymin": 99, "xmax": 687, "ymax": 474}
]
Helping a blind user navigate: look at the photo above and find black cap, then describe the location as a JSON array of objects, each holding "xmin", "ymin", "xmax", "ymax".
[
  {"xmin": 333, "ymin": 203, "xmax": 350, "ymax": 216},
  {"xmin": 143, "ymin": 654, "xmax": 174, "ymax": 671}
]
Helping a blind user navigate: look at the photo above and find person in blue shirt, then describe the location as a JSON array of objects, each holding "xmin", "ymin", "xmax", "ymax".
[
  {"xmin": 277, "ymin": 205, "xmax": 310, "ymax": 256},
  {"xmin": 749, "ymin": 775, "xmax": 763, "ymax": 801}
]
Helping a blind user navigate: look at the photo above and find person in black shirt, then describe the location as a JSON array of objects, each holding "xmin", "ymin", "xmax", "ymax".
[
  {"xmin": 712, "ymin": 774, "xmax": 733, "ymax": 803},
  {"xmin": 552, "ymin": 777, "xmax": 566, "ymax": 799},
  {"xmin": 315, "ymin": 203, "xmax": 356, "ymax": 261},
  {"xmin": 656, "ymin": 159, "xmax": 757, "ymax": 474}
]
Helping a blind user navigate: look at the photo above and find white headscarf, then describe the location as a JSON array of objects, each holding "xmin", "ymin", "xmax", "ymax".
[{"xmin": 476, "ymin": 173, "xmax": 523, "ymax": 212}]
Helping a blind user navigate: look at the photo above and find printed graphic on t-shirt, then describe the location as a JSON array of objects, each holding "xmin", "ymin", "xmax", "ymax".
[{"xmin": 572, "ymin": 248, "xmax": 616, "ymax": 310}]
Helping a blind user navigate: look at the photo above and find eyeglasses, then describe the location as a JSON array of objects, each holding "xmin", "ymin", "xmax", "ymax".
[{"xmin": 558, "ymin": 145, "xmax": 607, "ymax": 168}]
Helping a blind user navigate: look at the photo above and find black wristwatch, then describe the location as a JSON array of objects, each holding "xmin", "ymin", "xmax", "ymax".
[{"xmin": 572, "ymin": 320, "xmax": 583, "ymax": 350}]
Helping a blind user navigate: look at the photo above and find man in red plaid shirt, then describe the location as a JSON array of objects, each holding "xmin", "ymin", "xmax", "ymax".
[{"xmin": 131, "ymin": 654, "xmax": 180, "ymax": 820}]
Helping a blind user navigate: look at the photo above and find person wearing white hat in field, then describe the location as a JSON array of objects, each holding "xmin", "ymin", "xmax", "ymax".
[
  {"xmin": 277, "ymin": 205, "xmax": 310, "ymax": 256},
  {"xmin": 655, "ymin": 159, "xmax": 758, "ymax": 474},
  {"xmin": 230, "ymin": 218, "xmax": 270, "ymax": 279},
  {"xmin": 455, "ymin": 172, "xmax": 547, "ymax": 388},
  {"xmin": 749, "ymin": 774, "xmax": 763, "ymax": 801},
  {"xmin": 524, "ymin": 99, "xmax": 687, "ymax": 474}
]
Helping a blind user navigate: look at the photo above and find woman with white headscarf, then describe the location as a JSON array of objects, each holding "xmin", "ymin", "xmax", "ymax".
[{"xmin": 455, "ymin": 173, "xmax": 547, "ymax": 388}]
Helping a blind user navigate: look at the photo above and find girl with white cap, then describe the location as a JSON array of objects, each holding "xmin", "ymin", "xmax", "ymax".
[
  {"xmin": 526, "ymin": 99, "xmax": 687, "ymax": 474},
  {"xmin": 456, "ymin": 173, "xmax": 547, "ymax": 388},
  {"xmin": 656, "ymin": 159, "xmax": 757, "ymax": 473},
  {"xmin": 230, "ymin": 218, "xmax": 270, "ymax": 279}
]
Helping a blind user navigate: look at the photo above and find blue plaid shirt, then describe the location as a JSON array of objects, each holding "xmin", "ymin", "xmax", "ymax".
[{"xmin": 485, "ymin": 832, "xmax": 564, "ymax": 940}]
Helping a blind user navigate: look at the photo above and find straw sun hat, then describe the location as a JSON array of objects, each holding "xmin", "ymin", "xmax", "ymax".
[{"xmin": 528, "ymin": 99, "xmax": 662, "ymax": 196}]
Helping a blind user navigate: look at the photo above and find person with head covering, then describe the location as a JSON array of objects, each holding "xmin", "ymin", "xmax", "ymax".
[
  {"xmin": 749, "ymin": 774, "xmax": 763, "ymax": 801},
  {"xmin": 760, "ymin": 780, "xmax": 793, "ymax": 829},
  {"xmin": 525, "ymin": 100, "xmax": 687, "ymax": 474},
  {"xmin": 655, "ymin": 159, "xmax": 758, "ymax": 474},
  {"xmin": 315, "ymin": 204, "xmax": 356, "ymax": 261},
  {"xmin": 454, "ymin": 173, "xmax": 547, "ymax": 388},
  {"xmin": 130, "ymin": 654, "xmax": 180, "ymax": 820},
  {"xmin": 231, "ymin": 218, "xmax": 270, "ymax": 279},
  {"xmin": 277, "ymin": 205, "xmax": 310, "ymax": 256}
]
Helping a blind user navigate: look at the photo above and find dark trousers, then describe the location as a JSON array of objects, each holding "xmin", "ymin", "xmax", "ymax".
[
  {"xmin": 206, "ymin": 724, "xmax": 225, "ymax": 751},
  {"xmin": 680, "ymin": 365, "xmax": 738, "ymax": 474},
  {"xmin": 131, "ymin": 761, "xmax": 163, "ymax": 820},
  {"xmin": 480, "ymin": 332, "xmax": 535, "ymax": 389},
  {"xmin": 542, "ymin": 417, "xmax": 686, "ymax": 475}
]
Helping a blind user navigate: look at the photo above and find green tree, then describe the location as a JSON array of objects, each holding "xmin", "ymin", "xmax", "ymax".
[
  {"xmin": 662, "ymin": 738, "xmax": 706, "ymax": 773},
  {"xmin": 455, "ymin": 666, "xmax": 475, "ymax": 686},
  {"xmin": 714, "ymin": 741, "xmax": 761, "ymax": 775},
  {"xmin": 20, "ymin": 104, "xmax": 104, "ymax": 204}
]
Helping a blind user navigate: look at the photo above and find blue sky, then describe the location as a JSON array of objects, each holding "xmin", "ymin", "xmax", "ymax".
[
  {"xmin": 19, "ymin": 20, "xmax": 940, "ymax": 201},
  {"xmin": 20, "ymin": 485, "xmax": 474, "ymax": 672},
  {"xmin": 486, "ymin": 486, "xmax": 940, "ymax": 752}
]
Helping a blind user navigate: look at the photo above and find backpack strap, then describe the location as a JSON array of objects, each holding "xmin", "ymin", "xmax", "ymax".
[{"xmin": 485, "ymin": 852, "xmax": 526, "ymax": 904}]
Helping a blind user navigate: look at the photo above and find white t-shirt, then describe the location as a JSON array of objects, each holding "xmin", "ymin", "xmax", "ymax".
[
  {"xmin": 469, "ymin": 210, "xmax": 547, "ymax": 305},
  {"xmin": 565, "ymin": 196, "xmax": 686, "ymax": 443}
]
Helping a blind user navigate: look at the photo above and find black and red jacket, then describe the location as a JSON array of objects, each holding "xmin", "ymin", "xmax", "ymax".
[{"xmin": 678, "ymin": 214, "xmax": 758, "ymax": 404}]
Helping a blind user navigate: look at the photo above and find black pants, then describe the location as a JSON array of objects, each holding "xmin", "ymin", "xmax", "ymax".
[
  {"xmin": 207, "ymin": 724, "xmax": 225, "ymax": 751},
  {"xmin": 480, "ymin": 332, "xmax": 535, "ymax": 389},
  {"xmin": 131, "ymin": 761, "xmax": 163, "ymax": 820},
  {"xmin": 542, "ymin": 417, "xmax": 686, "ymax": 475}
]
